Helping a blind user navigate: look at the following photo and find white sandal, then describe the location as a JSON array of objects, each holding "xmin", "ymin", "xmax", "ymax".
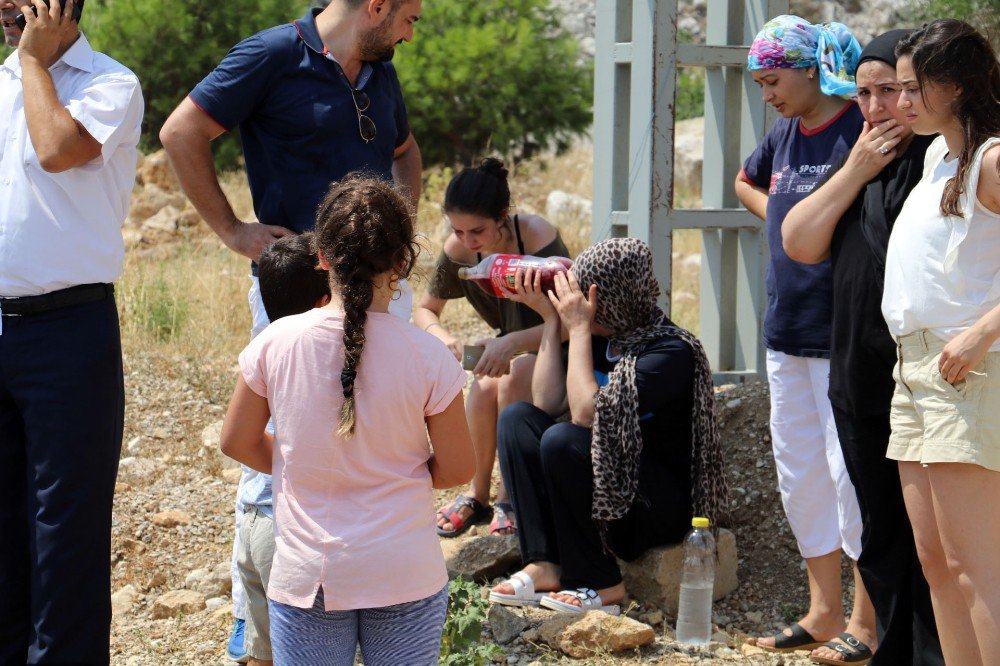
[
  {"xmin": 488, "ymin": 571, "xmax": 545, "ymax": 607},
  {"xmin": 539, "ymin": 587, "xmax": 621, "ymax": 615}
]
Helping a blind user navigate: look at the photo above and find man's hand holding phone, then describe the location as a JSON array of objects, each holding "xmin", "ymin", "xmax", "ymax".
[{"xmin": 17, "ymin": 0, "xmax": 80, "ymax": 69}]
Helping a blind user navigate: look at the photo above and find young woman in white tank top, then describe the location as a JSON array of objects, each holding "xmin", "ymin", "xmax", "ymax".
[{"xmin": 882, "ymin": 20, "xmax": 1000, "ymax": 665}]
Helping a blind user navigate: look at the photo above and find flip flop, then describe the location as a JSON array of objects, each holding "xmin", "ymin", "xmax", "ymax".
[
  {"xmin": 489, "ymin": 502, "xmax": 517, "ymax": 536},
  {"xmin": 810, "ymin": 632, "xmax": 873, "ymax": 665},
  {"xmin": 755, "ymin": 623, "xmax": 825, "ymax": 653},
  {"xmin": 488, "ymin": 571, "xmax": 545, "ymax": 607},
  {"xmin": 436, "ymin": 495, "xmax": 491, "ymax": 538},
  {"xmin": 539, "ymin": 588, "xmax": 621, "ymax": 615}
]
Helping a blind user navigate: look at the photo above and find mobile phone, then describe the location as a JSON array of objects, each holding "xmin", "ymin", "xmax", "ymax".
[
  {"xmin": 15, "ymin": 0, "xmax": 84, "ymax": 31},
  {"xmin": 462, "ymin": 345, "xmax": 484, "ymax": 372}
]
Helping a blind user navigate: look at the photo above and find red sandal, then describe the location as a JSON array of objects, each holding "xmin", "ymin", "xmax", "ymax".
[
  {"xmin": 436, "ymin": 495, "xmax": 492, "ymax": 538},
  {"xmin": 489, "ymin": 502, "xmax": 518, "ymax": 536}
]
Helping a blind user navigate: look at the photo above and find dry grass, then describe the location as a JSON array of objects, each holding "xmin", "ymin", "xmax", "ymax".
[{"xmin": 117, "ymin": 145, "xmax": 704, "ymax": 358}]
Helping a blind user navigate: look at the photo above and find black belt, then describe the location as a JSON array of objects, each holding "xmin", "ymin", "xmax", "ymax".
[{"xmin": 0, "ymin": 283, "xmax": 114, "ymax": 316}]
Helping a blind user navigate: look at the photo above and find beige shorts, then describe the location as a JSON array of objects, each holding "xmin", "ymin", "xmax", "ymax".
[{"xmin": 888, "ymin": 330, "xmax": 1000, "ymax": 472}]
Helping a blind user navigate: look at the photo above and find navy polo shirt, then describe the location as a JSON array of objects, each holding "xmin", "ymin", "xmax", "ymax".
[
  {"xmin": 742, "ymin": 104, "xmax": 863, "ymax": 358},
  {"xmin": 189, "ymin": 8, "xmax": 410, "ymax": 236}
]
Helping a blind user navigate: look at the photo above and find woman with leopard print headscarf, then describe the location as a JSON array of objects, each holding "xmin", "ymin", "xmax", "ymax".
[{"xmin": 486, "ymin": 237, "xmax": 728, "ymax": 614}]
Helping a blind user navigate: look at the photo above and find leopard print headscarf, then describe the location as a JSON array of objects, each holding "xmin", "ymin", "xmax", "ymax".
[{"xmin": 573, "ymin": 238, "xmax": 729, "ymax": 534}]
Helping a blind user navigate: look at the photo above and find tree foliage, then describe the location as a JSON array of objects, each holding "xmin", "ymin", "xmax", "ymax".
[
  {"xmin": 394, "ymin": 0, "xmax": 593, "ymax": 167},
  {"xmin": 83, "ymin": 0, "xmax": 311, "ymax": 166},
  {"xmin": 909, "ymin": 0, "xmax": 1000, "ymax": 51}
]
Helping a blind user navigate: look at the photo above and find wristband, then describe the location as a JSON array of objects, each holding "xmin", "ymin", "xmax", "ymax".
[{"xmin": 424, "ymin": 322, "xmax": 443, "ymax": 332}]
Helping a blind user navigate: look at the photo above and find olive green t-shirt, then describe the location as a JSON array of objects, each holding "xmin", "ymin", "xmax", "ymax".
[{"xmin": 428, "ymin": 232, "xmax": 570, "ymax": 336}]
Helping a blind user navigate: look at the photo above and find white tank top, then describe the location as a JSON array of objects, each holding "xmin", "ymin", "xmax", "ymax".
[{"xmin": 882, "ymin": 136, "xmax": 1000, "ymax": 350}]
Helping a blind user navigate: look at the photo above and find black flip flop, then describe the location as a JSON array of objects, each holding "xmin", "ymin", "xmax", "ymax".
[
  {"xmin": 810, "ymin": 632, "xmax": 873, "ymax": 665},
  {"xmin": 756, "ymin": 623, "xmax": 825, "ymax": 653}
]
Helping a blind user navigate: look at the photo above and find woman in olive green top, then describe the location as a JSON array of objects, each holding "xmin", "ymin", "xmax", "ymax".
[{"xmin": 415, "ymin": 158, "xmax": 569, "ymax": 537}]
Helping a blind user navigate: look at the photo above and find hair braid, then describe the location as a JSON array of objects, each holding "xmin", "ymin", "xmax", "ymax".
[{"xmin": 313, "ymin": 173, "xmax": 419, "ymax": 439}]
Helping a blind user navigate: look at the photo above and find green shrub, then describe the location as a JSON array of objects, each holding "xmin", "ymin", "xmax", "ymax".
[
  {"xmin": 394, "ymin": 0, "xmax": 593, "ymax": 166},
  {"xmin": 83, "ymin": 0, "xmax": 311, "ymax": 168},
  {"xmin": 439, "ymin": 579, "xmax": 503, "ymax": 666},
  {"xmin": 908, "ymin": 0, "xmax": 1000, "ymax": 51},
  {"xmin": 675, "ymin": 68, "xmax": 706, "ymax": 122}
]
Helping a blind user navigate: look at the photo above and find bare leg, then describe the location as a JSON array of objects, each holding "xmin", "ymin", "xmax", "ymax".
[
  {"xmin": 756, "ymin": 550, "xmax": 847, "ymax": 648},
  {"xmin": 928, "ymin": 462, "xmax": 1000, "ymax": 663},
  {"xmin": 810, "ymin": 561, "xmax": 879, "ymax": 661},
  {"xmin": 436, "ymin": 376, "xmax": 498, "ymax": 532},
  {"xmin": 900, "ymin": 461, "xmax": 981, "ymax": 665},
  {"xmin": 248, "ymin": 659, "xmax": 272, "ymax": 666}
]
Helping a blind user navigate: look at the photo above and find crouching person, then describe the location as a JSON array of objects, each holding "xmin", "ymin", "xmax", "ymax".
[{"xmin": 490, "ymin": 238, "xmax": 728, "ymax": 613}]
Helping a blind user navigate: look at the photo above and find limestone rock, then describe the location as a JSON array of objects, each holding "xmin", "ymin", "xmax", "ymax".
[
  {"xmin": 619, "ymin": 528, "xmax": 738, "ymax": 614},
  {"xmin": 140, "ymin": 205, "xmax": 180, "ymax": 235},
  {"xmin": 538, "ymin": 612, "xmax": 656, "ymax": 658},
  {"xmin": 184, "ymin": 561, "xmax": 231, "ymax": 598},
  {"xmin": 111, "ymin": 584, "xmax": 140, "ymax": 618},
  {"xmin": 151, "ymin": 590, "xmax": 206, "ymax": 619},
  {"xmin": 222, "ymin": 467, "xmax": 242, "ymax": 484},
  {"xmin": 440, "ymin": 535, "xmax": 521, "ymax": 581},
  {"xmin": 151, "ymin": 510, "xmax": 193, "ymax": 528},
  {"xmin": 674, "ymin": 116, "xmax": 705, "ymax": 203},
  {"xmin": 129, "ymin": 183, "xmax": 188, "ymax": 222},
  {"xmin": 202, "ymin": 420, "xmax": 240, "ymax": 470},
  {"xmin": 545, "ymin": 190, "xmax": 592, "ymax": 224},
  {"xmin": 488, "ymin": 604, "xmax": 531, "ymax": 644},
  {"xmin": 137, "ymin": 150, "xmax": 180, "ymax": 192}
]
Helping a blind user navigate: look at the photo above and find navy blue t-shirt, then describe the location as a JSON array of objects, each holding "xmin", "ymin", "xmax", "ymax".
[
  {"xmin": 742, "ymin": 104, "xmax": 863, "ymax": 357},
  {"xmin": 190, "ymin": 8, "xmax": 410, "ymax": 237}
]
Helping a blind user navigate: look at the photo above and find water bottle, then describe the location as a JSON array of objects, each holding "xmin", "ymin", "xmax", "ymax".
[
  {"xmin": 675, "ymin": 516, "xmax": 716, "ymax": 645},
  {"xmin": 456, "ymin": 253, "xmax": 573, "ymax": 298}
]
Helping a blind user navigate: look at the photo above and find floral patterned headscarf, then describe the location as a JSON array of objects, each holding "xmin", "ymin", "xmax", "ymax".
[{"xmin": 748, "ymin": 14, "xmax": 862, "ymax": 99}]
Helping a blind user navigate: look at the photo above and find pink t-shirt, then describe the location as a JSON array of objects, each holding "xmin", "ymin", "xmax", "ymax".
[{"xmin": 239, "ymin": 308, "xmax": 466, "ymax": 610}]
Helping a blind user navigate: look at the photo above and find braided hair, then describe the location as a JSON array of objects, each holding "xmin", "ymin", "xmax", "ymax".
[{"xmin": 314, "ymin": 174, "xmax": 419, "ymax": 437}]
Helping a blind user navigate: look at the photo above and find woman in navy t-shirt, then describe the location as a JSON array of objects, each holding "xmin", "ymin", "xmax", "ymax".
[{"xmin": 735, "ymin": 15, "xmax": 877, "ymax": 663}]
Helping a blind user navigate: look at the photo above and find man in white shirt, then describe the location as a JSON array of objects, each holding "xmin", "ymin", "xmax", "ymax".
[{"xmin": 0, "ymin": 1, "xmax": 143, "ymax": 662}]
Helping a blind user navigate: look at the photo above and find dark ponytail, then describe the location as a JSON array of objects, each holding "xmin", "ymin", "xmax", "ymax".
[
  {"xmin": 897, "ymin": 19, "xmax": 1000, "ymax": 218},
  {"xmin": 314, "ymin": 174, "xmax": 419, "ymax": 437},
  {"xmin": 442, "ymin": 157, "xmax": 512, "ymax": 221}
]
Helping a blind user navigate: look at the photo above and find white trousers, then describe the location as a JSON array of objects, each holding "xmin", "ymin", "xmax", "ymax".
[
  {"xmin": 231, "ymin": 275, "xmax": 414, "ymax": 618},
  {"xmin": 766, "ymin": 350, "xmax": 862, "ymax": 560}
]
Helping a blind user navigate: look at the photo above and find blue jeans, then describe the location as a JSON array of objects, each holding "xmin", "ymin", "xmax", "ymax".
[{"xmin": 269, "ymin": 585, "xmax": 448, "ymax": 666}]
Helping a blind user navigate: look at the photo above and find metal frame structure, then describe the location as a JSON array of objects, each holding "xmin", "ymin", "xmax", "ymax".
[{"xmin": 593, "ymin": 0, "xmax": 788, "ymax": 382}]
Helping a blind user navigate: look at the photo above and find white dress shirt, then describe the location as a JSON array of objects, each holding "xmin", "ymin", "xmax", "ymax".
[
  {"xmin": 883, "ymin": 135, "xmax": 1000, "ymax": 351},
  {"xmin": 0, "ymin": 33, "xmax": 143, "ymax": 297}
]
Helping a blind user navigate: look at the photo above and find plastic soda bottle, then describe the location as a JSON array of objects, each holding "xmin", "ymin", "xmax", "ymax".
[
  {"xmin": 675, "ymin": 516, "xmax": 716, "ymax": 645},
  {"xmin": 456, "ymin": 253, "xmax": 573, "ymax": 299}
]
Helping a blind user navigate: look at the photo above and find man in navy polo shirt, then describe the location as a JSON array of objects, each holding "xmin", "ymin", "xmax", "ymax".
[{"xmin": 160, "ymin": 1, "xmax": 422, "ymax": 662}]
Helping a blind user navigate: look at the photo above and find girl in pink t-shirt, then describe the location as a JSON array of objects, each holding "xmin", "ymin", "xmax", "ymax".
[{"xmin": 221, "ymin": 175, "xmax": 475, "ymax": 666}]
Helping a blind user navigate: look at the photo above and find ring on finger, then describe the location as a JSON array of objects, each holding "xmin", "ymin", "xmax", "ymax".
[{"xmin": 878, "ymin": 144, "xmax": 891, "ymax": 155}]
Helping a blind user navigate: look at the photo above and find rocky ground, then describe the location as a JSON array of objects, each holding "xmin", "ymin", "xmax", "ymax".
[{"xmin": 108, "ymin": 351, "xmax": 856, "ymax": 664}]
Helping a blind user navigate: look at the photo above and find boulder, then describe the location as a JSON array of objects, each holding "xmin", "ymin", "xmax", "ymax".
[
  {"xmin": 674, "ymin": 116, "xmax": 705, "ymax": 204},
  {"xmin": 151, "ymin": 590, "xmax": 206, "ymax": 619},
  {"xmin": 545, "ymin": 189, "xmax": 592, "ymax": 223},
  {"xmin": 487, "ymin": 604, "xmax": 531, "ymax": 644},
  {"xmin": 439, "ymin": 535, "xmax": 521, "ymax": 581},
  {"xmin": 538, "ymin": 612, "xmax": 656, "ymax": 658},
  {"xmin": 202, "ymin": 420, "xmax": 239, "ymax": 470},
  {"xmin": 140, "ymin": 205, "xmax": 181, "ymax": 235},
  {"xmin": 184, "ymin": 561, "xmax": 231, "ymax": 598},
  {"xmin": 137, "ymin": 150, "xmax": 180, "ymax": 192},
  {"xmin": 111, "ymin": 584, "xmax": 141, "ymax": 618},
  {"xmin": 151, "ymin": 510, "xmax": 193, "ymax": 528},
  {"xmin": 619, "ymin": 528, "xmax": 738, "ymax": 614},
  {"xmin": 129, "ymin": 183, "xmax": 187, "ymax": 222}
]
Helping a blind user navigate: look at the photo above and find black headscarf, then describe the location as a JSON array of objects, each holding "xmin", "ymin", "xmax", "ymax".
[{"xmin": 854, "ymin": 29, "xmax": 923, "ymax": 281}]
